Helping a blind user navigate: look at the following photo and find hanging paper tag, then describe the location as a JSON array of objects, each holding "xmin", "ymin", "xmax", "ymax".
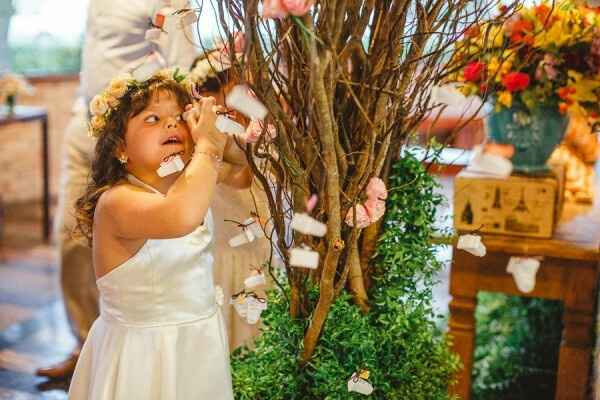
[
  {"xmin": 245, "ymin": 296, "xmax": 268, "ymax": 324},
  {"xmin": 215, "ymin": 114, "xmax": 246, "ymax": 135},
  {"xmin": 244, "ymin": 273, "xmax": 266, "ymax": 289},
  {"xmin": 291, "ymin": 213, "xmax": 327, "ymax": 237},
  {"xmin": 131, "ymin": 52, "xmax": 167, "ymax": 81},
  {"xmin": 225, "ymin": 85, "xmax": 268, "ymax": 120},
  {"xmin": 347, "ymin": 372, "xmax": 374, "ymax": 395},
  {"xmin": 466, "ymin": 145, "xmax": 513, "ymax": 177},
  {"xmin": 289, "ymin": 246, "xmax": 319, "ymax": 269},
  {"xmin": 506, "ymin": 257, "xmax": 541, "ymax": 293},
  {"xmin": 243, "ymin": 217, "xmax": 265, "ymax": 239},
  {"xmin": 157, "ymin": 155, "xmax": 185, "ymax": 177},
  {"xmin": 457, "ymin": 234, "xmax": 486, "ymax": 257}
]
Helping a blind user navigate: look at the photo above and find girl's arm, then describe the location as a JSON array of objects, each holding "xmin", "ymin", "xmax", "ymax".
[{"xmin": 96, "ymin": 97, "xmax": 228, "ymax": 240}]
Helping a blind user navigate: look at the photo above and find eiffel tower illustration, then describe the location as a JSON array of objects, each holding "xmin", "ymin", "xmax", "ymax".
[{"xmin": 513, "ymin": 189, "xmax": 528, "ymax": 212}]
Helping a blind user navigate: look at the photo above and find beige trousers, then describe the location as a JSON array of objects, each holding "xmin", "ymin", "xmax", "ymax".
[{"xmin": 54, "ymin": 104, "xmax": 98, "ymax": 345}]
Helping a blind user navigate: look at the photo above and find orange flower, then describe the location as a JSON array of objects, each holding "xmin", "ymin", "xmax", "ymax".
[{"xmin": 465, "ymin": 24, "xmax": 481, "ymax": 39}]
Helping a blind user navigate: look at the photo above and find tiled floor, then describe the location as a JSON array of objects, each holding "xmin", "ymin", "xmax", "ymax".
[{"xmin": 0, "ymin": 203, "xmax": 74, "ymax": 399}]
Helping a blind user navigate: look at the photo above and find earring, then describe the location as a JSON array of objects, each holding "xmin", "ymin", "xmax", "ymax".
[{"xmin": 118, "ymin": 154, "xmax": 128, "ymax": 164}]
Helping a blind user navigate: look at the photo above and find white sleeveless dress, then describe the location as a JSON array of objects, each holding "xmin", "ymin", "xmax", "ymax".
[{"xmin": 68, "ymin": 175, "xmax": 234, "ymax": 400}]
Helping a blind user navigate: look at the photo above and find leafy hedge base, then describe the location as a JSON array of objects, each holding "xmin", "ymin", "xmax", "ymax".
[
  {"xmin": 231, "ymin": 153, "xmax": 460, "ymax": 399},
  {"xmin": 473, "ymin": 293, "xmax": 562, "ymax": 400}
]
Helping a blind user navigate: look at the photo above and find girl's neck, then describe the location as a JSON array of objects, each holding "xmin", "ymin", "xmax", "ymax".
[{"xmin": 127, "ymin": 169, "xmax": 179, "ymax": 195}]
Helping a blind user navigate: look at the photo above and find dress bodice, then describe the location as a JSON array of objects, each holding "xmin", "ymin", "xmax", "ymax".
[{"xmin": 96, "ymin": 175, "xmax": 217, "ymax": 327}]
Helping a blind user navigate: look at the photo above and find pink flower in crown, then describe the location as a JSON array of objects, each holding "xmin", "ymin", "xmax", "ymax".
[
  {"xmin": 262, "ymin": 0, "xmax": 289, "ymax": 19},
  {"xmin": 345, "ymin": 204, "xmax": 371, "ymax": 229},
  {"xmin": 282, "ymin": 0, "xmax": 315, "ymax": 16},
  {"xmin": 366, "ymin": 177, "xmax": 387, "ymax": 202}
]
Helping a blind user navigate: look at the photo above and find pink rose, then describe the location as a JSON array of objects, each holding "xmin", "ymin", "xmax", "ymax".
[
  {"xmin": 306, "ymin": 194, "xmax": 318, "ymax": 212},
  {"xmin": 262, "ymin": 0, "xmax": 289, "ymax": 19},
  {"xmin": 244, "ymin": 119, "xmax": 276, "ymax": 143},
  {"xmin": 262, "ymin": 0, "xmax": 313, "ymax": 19},
  {"xmin": 364, "ymin": 199, "xmax": 386, "ymax": 223},
  {"xmin": 366, "ymin": 177, "xmax": 387, "ymax": 201},
  {"xmin": 345, "ymin": 204, "xmax": 372, "ymax": 229},
  {"xmin": 282, "ymin": 0, "xmax": 314, "ymax": 16}
]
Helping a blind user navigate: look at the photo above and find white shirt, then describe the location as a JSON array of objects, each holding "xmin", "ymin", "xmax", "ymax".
[{"xmin": 80, "ymin": 0, "xmax": 197, "ymax": 102}]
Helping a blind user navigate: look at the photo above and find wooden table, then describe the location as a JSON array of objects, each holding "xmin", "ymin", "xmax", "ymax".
[
  {"xmin": 448, "ymin": 169, "xmax": 600, "ymax": 399},
  {"xmin": 0, "ymin": 106, "xmax": 50, "ymax": 241}
]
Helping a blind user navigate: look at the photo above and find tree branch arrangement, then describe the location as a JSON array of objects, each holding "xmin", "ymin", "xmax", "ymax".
[{"xmin": 191, "ymin": 0, "xmax": 523, "ymax": 364}]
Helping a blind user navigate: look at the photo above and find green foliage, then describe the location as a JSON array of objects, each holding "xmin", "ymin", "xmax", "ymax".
[
  {"xmin": 231, "ymin": 151, "xmax": 460, "ymax": 399},
  {"xmin": 473, "ymin": 293, "xmax": 562, "ymax": 400}
]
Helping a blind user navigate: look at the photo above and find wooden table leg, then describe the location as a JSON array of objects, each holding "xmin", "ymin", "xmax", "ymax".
[
  {"xmin": 448, "ymin": 294, "xmax": 478, "ymax": 400},
  {"xmin": 41, "ymin": 115, "xmax": 50, "ymax": 242},
  {"xmin": 555, "ymin": 263, "xmax": 597, "ymax": 400}
]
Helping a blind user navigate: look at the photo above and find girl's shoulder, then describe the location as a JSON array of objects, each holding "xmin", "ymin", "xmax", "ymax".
[{"xmin": 96, "ymin": 181, "xmax": 139, "ymax": 215}]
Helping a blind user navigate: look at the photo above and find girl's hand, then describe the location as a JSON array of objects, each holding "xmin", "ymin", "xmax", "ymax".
[{"xmin": 184, "ymin": 97, "xmax": 228, "ymax": 157}]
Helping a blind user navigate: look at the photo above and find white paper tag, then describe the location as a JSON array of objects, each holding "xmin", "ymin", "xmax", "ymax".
[
  {"xmin": 457, "ymin": 234, "xmax": 486, "ymax": 257},
  {"xmin": 225, "ymin": 85, "xmax": 268, "ymax": 120},
  {"xmin": 228, "ymin": 231, "xmax": 252, "ymax": 247},
  {"xmin": 244, "ymin": 273, "xmax": 266, "ymax": 289},
  {"xmin": 230, "ymin": 297, "xmax": 248, "ymax": 318},
  {"xmin": 156, "ymin": 155, "xmax": 185, "ymax": 177},
  {"xmin": 245, "ymin": 297, "xmax": 268, "ymax": 324},
  {"xmin": 243, "ymin": 217, "xmax": 265, "ymax": 239},
  {"xmin": 215, "ymin": 114, "xmax": 246, "ymax": 135},
  {"xmin": 506, "ymin": 257, "xmax": 541, "ymax": 293},
  {"xmin": 466, "ymin": 145, "xmax": 513, "ymax": 177},
  {"xmin": 347, "ymin": 374, "xmax": 374, "ymax": 395},
  {"xmin": 132, "ymin": 52, "xmax": 167, "ymax": 82},
  {"xmin": 289, "ymin": 247, "xmax": 319, "ymax": 269},
  {"xmin": 291, "ymin": 213, "xmax": 327, "ymax": 237}
]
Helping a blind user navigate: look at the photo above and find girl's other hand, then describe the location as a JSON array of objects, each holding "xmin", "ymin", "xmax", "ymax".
[{"xmin": 184, "ymin": 97, "xmax": 228, "ymax": 157}]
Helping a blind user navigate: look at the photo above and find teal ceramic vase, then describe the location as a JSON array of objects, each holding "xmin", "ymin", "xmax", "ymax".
[{"xmin": 487, "ymin": 104, "xmax": 569, "ymax": 174}]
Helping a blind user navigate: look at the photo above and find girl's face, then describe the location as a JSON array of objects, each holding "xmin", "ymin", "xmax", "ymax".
[{"xmin": 121, "ymin": 90, "xmax": 193, "ymax": 184}]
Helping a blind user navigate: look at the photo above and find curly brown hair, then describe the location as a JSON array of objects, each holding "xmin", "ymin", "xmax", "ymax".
[{"xmin": 75, "ymin": 77, "xmax": 192, "ymax": 246}]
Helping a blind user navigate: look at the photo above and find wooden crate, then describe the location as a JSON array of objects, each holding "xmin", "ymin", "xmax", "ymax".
[{"xmin": 453, "ymin": 167, "xmax": 564, "ymax": 238}]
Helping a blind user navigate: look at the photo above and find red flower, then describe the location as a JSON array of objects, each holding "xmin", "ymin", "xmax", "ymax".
[
  {"xmin": 502, "ymin": 72, "xmax": 530, "ymax": 92},
  {"xmin": 558, "ymin": 87, "xmax": 576, "ymax": 101},
  {"xmin": 464, "ymin": 62, "xmax": 486, "ymax": 82},
  {"xmin": 559, "ymin": 102, "xmax": 569, "ymax": 114}
]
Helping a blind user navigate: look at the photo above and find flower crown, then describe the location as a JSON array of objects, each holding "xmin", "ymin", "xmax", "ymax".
[{"xmin": 88, "ymin": 67, "xmax": 188, "ymax": 138}]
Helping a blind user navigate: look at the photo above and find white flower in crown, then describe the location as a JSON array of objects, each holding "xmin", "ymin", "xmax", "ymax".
[{"xmin": 89, "ymin": 95, "xmax": 109, "ymax": 116}]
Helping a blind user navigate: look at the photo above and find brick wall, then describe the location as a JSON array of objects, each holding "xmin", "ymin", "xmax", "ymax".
[{"xmin": 0, "ymin": 76, "xmax": 79, "ymax": 205}]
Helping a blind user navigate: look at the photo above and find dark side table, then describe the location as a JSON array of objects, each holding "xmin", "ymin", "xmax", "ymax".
[{"xmin": 0, "ymin": 106, "xmax": 50, "ymax": 242}]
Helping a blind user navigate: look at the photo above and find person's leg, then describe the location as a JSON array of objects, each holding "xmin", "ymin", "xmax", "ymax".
[{"xmin": 37, "ymin": 102, "xmax": 98, "ymax": 379}]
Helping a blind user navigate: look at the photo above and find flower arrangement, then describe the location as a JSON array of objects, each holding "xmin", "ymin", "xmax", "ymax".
[
  {"xmin": 449, "ymin": 1, "xmax": 600, "ymax": 122},
  {"xmin": 0, "ymin": 73, "xmax": 34, "ymax": 109},
  {"xmin": 88, "ymin": 67, "xmax": 188, "ymax": 137}
]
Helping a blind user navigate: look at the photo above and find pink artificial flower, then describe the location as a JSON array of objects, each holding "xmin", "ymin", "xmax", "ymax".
[
  {"xmin": 366, "ymin": 177, "xmax": 387, "ymax": 201},
  {"xmin": 222, "ymin": 32, "xmax": 246, "ymax": 55},
  {"xmin": 306, "ymin": 194, "xmax": 318, "ymax": 212},
  {"xmin": 364, "ymin": 199, "xmax": 386, "ymax": 223},
  {"xmin": 282, "ymin": 0, "xmax": 314, "ymax": 16},
  {"xmin": 344, "ymin": 204, "xmax": 372, "ymax": 229},
  {"xmin": 262, "ymin": 0, "xmax": 289, "ymax": 19},
  {"xmin": 244, "ymin": 119, "xmax": 276, "ymax": 143}
]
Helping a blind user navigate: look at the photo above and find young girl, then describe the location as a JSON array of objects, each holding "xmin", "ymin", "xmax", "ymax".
[
  {"xmin": 189, "ymin": 50, "xmax": 273, "ymax": 350},
  {"xmin": 68, "ymin": 69, "xmax": 249, "ymax": 399}
]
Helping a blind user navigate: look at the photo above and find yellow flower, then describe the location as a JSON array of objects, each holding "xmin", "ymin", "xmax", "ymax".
[
  {"xmin": 108, "ymin": 78, "xmax": 129, "ymax": 99},
  {"xmin": 457, "ymin": 83, "xmax": 477, "ymax": 97},
  {"xmin": 497, "ymin": 91, "xmax": 513, "ymax": 108},
  {"xmin": 90, "ymin": 115, "xmax": 106, "ymax": 133}
]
